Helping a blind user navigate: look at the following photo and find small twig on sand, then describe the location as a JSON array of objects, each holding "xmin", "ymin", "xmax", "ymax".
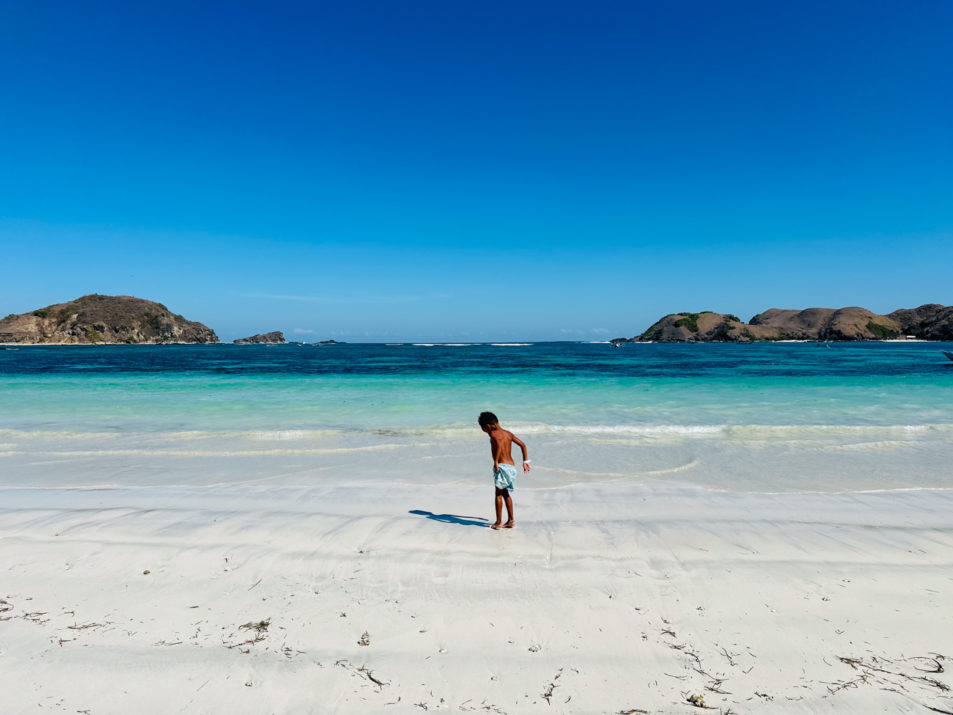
[
  {"xmin": 357, "ymin": 665, "xmax": 387, "ymax": 689},
  {"xmin": 912, "ymin": 657, "xmax": 945, "ymax": 674},
  {"xmin": 705, "ymin": 678, "xmax": 731, "ymax": 695}
]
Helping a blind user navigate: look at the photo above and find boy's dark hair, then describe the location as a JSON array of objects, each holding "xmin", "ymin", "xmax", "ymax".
[{"xmin": 478, "ymin": 411, "xmax": 498, "ymax": 428}]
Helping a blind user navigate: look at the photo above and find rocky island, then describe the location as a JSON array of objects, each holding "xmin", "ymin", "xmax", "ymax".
[
  {"xmin": 0, "ymin": 295, "xmax": 219, "ymax": 344},
  {"xmin": 627, "ymin": 304, "xmax": 953, "ymax": 342},
  {"xmin": 234, "ymin": 331, "xmax": 286, "ymax": 345}
]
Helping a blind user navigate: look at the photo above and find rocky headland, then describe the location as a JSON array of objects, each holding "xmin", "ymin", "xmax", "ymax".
[
  {"xmin": 0, "ymin": 295, "xmax": 219, "ymax": 344},
  {"xmin": 630, "ymin": 304, "xmax": 953, "ymax": 342},
  {"xmin": 234, "ymin": 331, "xmax": 286, "ymax": 345}
]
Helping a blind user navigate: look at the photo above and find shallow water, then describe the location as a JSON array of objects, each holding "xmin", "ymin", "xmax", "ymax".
[{"xmin": 1, "ymin": 342, "xmax": 952, "ymax": 492}]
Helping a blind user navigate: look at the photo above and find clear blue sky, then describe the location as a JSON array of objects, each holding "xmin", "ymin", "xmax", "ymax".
[{"xmin": 1, "ymin": 1, "xmax": 951, "ymax": 341}]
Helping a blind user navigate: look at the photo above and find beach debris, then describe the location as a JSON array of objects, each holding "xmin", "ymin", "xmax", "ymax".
[
  {"xmin": 240, "ymin": 619, "xmax": 270, "ymax": 635},
  {"xmin": 541, "ymin": 666, "xmax": 564, "ymax": 704},
  {"xmin": 142, "ymin": 569, "xmax": 150, "ymax": 575},
  {"xmin": 617, "ymin": 710, "xmax": 649, "ymax": 715},
  {"xmin": 225, "ymin": 618, "xmax": 270, "ymax": 650},
  {"xmin": 358, "ymin": 666, "xmax": 387, "ymax": 688},
  {"xmin": 686, "ymin": 693, "xmax": 714, "ymax": 709},
  {"xmin": 719, "ymin": 647, "xmax": 738, "ymax": 667},
  {"xmin": 913, "ymin": 655, "xmax": 946, "ymax": 674},
  {"xmin": 704, "ymin": 678, "xmax": 731, "ymax": 695},
  {"xmin": 825, "ymin": 653, "xmax": 951, "ymax": 709},
  {"xmin": 67, "ymin": 622, "xmax": 105, "ymax": 630},
  {"xmin": 528, "ymin": 643, "xmax": 541, "ymax": 653},
  {"xmin": 457, "ymin": 700, "xmax": 505, "ymax": 714},
  {"xmin": 358, "ymin": 630, "xmax": 371, "ymax": 646},
  {"xmin": 336, "ymin": 659, "xmax": 388, "ymax": 691}
]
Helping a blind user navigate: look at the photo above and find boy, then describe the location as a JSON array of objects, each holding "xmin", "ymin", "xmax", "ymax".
[{"xmin": 478, "ymin": 411, "xmax": 530, "ymax": 529}]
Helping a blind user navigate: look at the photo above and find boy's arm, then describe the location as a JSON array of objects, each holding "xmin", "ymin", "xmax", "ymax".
[
  {"xmin": 490, "ymin": 436, "xmax": 500, "ymax": 471},
  {"xmin": 512, "ymin": 434, "xmax": 530, "ymax": 472}
]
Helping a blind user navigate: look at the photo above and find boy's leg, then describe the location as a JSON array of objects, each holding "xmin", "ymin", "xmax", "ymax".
[
  {"xmin": 503, "ymin": 493, "xmax": 514, "ymax": 527},
  {"xmin": 492, "ymin": 488, "xmax": 505, "ymax": 528}
]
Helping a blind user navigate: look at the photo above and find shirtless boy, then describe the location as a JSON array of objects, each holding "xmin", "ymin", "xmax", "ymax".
[{"xmin": 478, "ymin": 412, "xmax": 530, "ymax": 529}]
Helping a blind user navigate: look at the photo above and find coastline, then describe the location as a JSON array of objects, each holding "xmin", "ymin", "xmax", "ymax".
[
  {"xmin": 2, "ymin": 482, "xmax": 951, "ymax": 713},
  {"xmin": 2, "ymin": 338, "xmax": 950, "ymax": 346}
]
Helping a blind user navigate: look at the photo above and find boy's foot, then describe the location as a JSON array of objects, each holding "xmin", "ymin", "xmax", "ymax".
[
  {"xmin": 503, "ymin": 521, "xmax": 515, "ymax": 528},
  {"xmin": 490, "ymin": 522, "xmax": 503, "ymax": 530}
]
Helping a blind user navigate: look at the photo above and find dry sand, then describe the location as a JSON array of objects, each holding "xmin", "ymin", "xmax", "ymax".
[{"xmin": 2, "ymin": 483, "xmax": 952, "ymax": 714}]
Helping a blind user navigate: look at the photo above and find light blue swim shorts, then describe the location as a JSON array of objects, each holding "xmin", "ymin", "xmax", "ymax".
[{"xmin": 494, "ymin": 463, "xmax": 517, "ymax": 490}]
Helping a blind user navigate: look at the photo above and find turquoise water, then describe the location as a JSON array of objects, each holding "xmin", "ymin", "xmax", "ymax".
[{"xmin": 2, "ymin": 342, "xmax": 952, "ymax": 491}]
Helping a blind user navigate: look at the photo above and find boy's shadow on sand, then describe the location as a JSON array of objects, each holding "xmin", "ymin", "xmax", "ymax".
[{"xmin": 409, "ymin": 510, "xmax": 490, "ymax": 528}]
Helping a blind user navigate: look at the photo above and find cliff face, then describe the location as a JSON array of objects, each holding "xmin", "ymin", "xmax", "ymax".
[
  {"xmin": 234, "ymin": 331, "xmax": 286, "ymax": 344},
  {"xmin": 0, "ymin": 295, "xmax": 219, "ymax": 344},
  {"xmin": 888, "ymin": 304, "xmax": 953, "ymax": 340},
  {"xmin": 636, "ymin": 304, "xmax": 950, "ymax": 342}
]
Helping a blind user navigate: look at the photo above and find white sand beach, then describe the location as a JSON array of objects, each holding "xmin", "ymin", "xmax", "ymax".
[{"xmin": 3, "ymin": 482, "xmax": 952, "ymax": 714}]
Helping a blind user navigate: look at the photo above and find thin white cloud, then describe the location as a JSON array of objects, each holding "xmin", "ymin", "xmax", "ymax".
[
  {"xmin": 238, "ymin": 291, "xmax": 448, "ymax": 305},
  {"xmin": 293, "ymin": 328, "xmax": 316, "ymax": 334}
]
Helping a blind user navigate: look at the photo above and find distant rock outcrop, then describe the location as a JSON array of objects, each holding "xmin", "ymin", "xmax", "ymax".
[
  {"xmin": 638, "ymin": 312, "xmax": 748, "ymax": 342},
  {"xmin": 747, "ymin": 307, "xmax": 901, "ymax": 341},
  {"xmin": 234, "ymin": 331, "xmax": 286, "ymax": 345},
  {"xmin": 634, "ymin": 305, "xmax": 951, "ymax": 342},
  {"xmin": 0, "ymin": 294, "xmax": 219, "ymax": 344}
]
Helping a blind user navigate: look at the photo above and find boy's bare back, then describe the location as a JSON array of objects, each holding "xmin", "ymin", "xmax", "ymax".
[
  {"xmin": 477, "ymin": 413, "xmax": 530, "ymax": 473},
  {"xmin": 487, "ymin": 427, "xmax": 520, "ymax": 468}
]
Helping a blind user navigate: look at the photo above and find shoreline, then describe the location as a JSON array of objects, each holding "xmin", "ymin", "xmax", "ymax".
[{"xmin": 2, "ymin": 338, "xmax": 952, "ymax": 346}]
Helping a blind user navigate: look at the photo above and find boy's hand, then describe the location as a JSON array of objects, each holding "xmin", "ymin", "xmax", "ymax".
[{"xmin": 523, "ymin": 461, "xmax": 531, "ymax": 473}]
